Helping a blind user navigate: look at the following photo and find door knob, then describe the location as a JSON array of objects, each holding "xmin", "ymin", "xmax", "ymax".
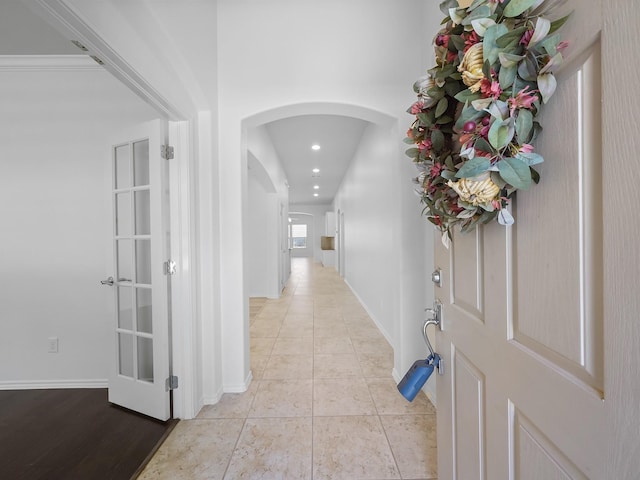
[
  {"xmin": 100, "ymin": 276, "xmax": 114, "ymax": 286},
  {"xmin": 431, "ymin": 268, "xmax": 442, "ymax": 287}
]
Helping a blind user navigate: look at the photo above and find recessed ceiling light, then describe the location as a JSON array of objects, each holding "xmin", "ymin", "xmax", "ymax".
[
  {"xmin": 312, "ymin": 168, "xmax": 320, "ymax": 173},
  {"xmin": 313, "ymin": 193, "xmax": 319, "ymax": 197},
  {"xmin": 311, "ymin": 144, "xmax": 321, "ymax": 151},
  {"xmin": 313, "ymin": 185, "xmax": 319, "ymax": 189}
]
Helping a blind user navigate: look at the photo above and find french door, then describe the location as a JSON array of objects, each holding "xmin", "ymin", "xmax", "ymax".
[{"xmin": 107, "ymin": 119, "xmax": 171, "ymax": 421}]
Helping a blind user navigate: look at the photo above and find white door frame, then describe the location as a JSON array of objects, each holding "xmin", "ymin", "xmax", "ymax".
[{"xmin": 27, "ymin": 0, "xmax": 200, "ymax": 419}]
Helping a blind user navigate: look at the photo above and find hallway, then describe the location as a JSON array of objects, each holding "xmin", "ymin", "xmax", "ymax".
[{"xmin": 139, "ymin": 258, "xmax": 437, "ymax": 479}]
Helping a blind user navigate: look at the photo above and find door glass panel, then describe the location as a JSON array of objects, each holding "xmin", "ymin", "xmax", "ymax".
[
  {"xmin": 115, "ymin": 144, "xmax": 130, "ymax": 189},
  {"xmin": 134, "ymin": 190, "xmax": 151, "ymax": 235},
  {"xmin": 118, "ymin": 333, "xmax": 134, "ymax": 378},
  {"xmin": 117, "ymin": 240, "xmax": 133, "ymax": 283},
  {"xmin": 117, "ymin": 286, "xmax": 133, "ymax": 330},
  {"xmin": 136, "ymin": 239, "xmax": 152, "ymax": 284},
  {"xmin": 137, "ymin": 288, "xmax": 153, "ymax": 334},
  {"xmin": 133, "ymin": 140, "xmax": 150, "ymax": 186},
  {"xmin": 137, "ymin": 337, "xmax": 154, "ymax": 382},
  {"xmin": 116, "ymin": 193, "xmax": 131, "ymax": 236}
]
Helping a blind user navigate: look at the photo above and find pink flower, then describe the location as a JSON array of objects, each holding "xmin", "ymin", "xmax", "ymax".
[
  {"xmin": 464, "ymin": 31, "xmax": 481, "ymax": 53},
  {"xmin": 435, "ymin": 34, "xmax": 450, "ymax": 48},
  {"xmin": 406, "ymin": 128, "xmax": 414, "ymax": 139},
  {"xmin": 480, "ymin": 79, "xmax": 502, "ymax": 99},
  {"xmin": 520, "ymin": 29, "xmax": 534, "ymax": 46},
  {"xmin": 557, "ymin": 41, "xmax": 569, "ymax": 52},
  {"xmin": 410, "ymin": 101, "xmax": 424, "ymax": 114},
  {"xmin": 419, "ymin": 139, "xmax": 432, "ymax": 152},
  {"xmin": 430, "ymin": 163, "xmax": 443, "ymax": 178},
  {"xmin": 519, "ymin": 143, "xmax": 534, "ymax": 153},
  {"xmin": 508, "ymin": 86, "xmax": 538, "ymax": 114}
]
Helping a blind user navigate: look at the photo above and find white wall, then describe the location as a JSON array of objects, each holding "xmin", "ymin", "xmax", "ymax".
[{"xmin": 0, "ymin": 65, "xmax": 157, "ymax": 387}]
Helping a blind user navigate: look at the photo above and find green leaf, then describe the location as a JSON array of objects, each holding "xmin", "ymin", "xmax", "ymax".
[
  {"xmin": 472, "ymin": 18, "xmax": 497, "ymax": 37},
  {"xmin": 461, "ymin": 5, "xmax": 492, "ymax": 25},
  {"xmin": 483, "ymin": 23, "xmax": 509, "ymax": 65},
  {"xmin": 436, "ymin": 97, "xmax": 449, "ymax": 117},
  {"xmin": 488, "ymin": 119, "xmax": 512, "ymax": 150},
  {"xmin": 454, "ymin": 89, "xmax": 481, "ymax": 103},
  {"xmin": 431, "ymin": 129, "xmax": 445, "ymax": 151},
  {"xmin": 499, "ymin": 52, "xmax": 525, "ymax": 68},
  {"xmin": 515, "ymin": 109, "xmax": 533, "ymax": 143},
  {"xmin": 498, "ymin": 157, "xmax": 532, "ymax": 189},
  {"xmin": 499, "ymin": 64, "xmax": 517, "ymax": 89},
  {"xmin": 537, "ymin": 72, "xmax": 557, "ymax": 103},
  {"xmin": 417, "ymin": 112, "xmax": 433, "ymax": 127},
  {"xmin": 496, "ymin": 26, "xmax": 528, "ymax": 47},
  {"xmin": 405, "ymin": 147, "xmax": 420, "ymax": 158},
  {"xmin": 474, "ymin": 137, "xmax": 493, "ymax": 153},
  {"xmin": 548, "ymin": 13, "xmax": 571, "ymax": 34},
  {"xmin": 455, "ymin": 157, "xmax": 492, "ymax": 178},
  {"xmin": 530, "ymin": 166, "xmax": 540, "ymax": 184},
  {"xmin": 444, "ymin": 80, "xmax": 465, "ymax": 97},
  {"xmin": 503, "ymin": 0, "xmax": 537, "ymax": 18},
  {"xmin": 529, "ymin": 17, "xmax": 551, "ymax": 46},
  {"xmin": 403, "ymin": 137, "xmax": 415, "ymax": 145},
  {"xmin": 516, "ymin": 152, "xmax": 544, "ymax": 166},
  {"xmin": 450, "ymin": 35, "xmax": 466, "ymax": 51},
  {"xmin": 455, "ymin": 104, "xmax": 485, "ymax": 130}
]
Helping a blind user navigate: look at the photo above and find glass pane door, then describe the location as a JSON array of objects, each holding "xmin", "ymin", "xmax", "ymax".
[{"xmin": 113, "ymin": 139, "xmax": 154, "ymax": 383}]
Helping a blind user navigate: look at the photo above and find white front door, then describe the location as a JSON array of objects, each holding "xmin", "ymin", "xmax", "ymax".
[
  {"xmin": 107, "ymin": 119, "xmax": 171, "ymax": 421},
  {"xmin": 435, "ymin": 0, "xmax": 608, "ymax": 477}
]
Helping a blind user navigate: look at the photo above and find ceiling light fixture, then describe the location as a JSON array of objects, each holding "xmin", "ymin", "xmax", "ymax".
[
  {"xmin": 311, "ymin": 144, "xmax": 321, "ymax": 151},
  {"xmin": 313, "ymin": 185, "xmax": 319, "ymax": 189},
  {"xmin": 313, "ymin": 193, "xmax": 319, "ymax": 197},
  {"xmin": 312, "ymin": 168, "xmax": 320, "ymax": 173}
]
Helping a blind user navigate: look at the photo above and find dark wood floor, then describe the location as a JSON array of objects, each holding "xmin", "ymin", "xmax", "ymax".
[{"xmin": 0, "ymin": 389, "xmax": 176, "ymax": 480}]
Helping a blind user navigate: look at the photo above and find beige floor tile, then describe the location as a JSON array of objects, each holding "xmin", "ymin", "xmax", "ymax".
[
  {"xmin": 313, "ymin": 378, "xmax": 377, "ymax": 416},
  {"xmin": 225, "ymin": 417, "xmax": 313, "ymax": 480},
  {"xmin": 380, "ymin": 414, "xmax": 438, "ymax": 479},
  {"xmin": 351, "ymin": 337, "xmax": 393, "ymax": 355},
  {"xmin": 249, "ymin": 379, "xmax": 313, "ymax": 417},
  {"xmin": 197, "ymin": 382, "xmax": 258, "ymax": 419},
  {"xmin": 278, "ymin": 321, "xmax": 314, "ymax": 338},
  {"xmin": 250, "ymin": 337, "xmax": 276, "ymax": 356},
  {"xmin": 250, "ymin": 319, "xmax": 281, "ymax": 338},
  {"xmin": 250, "ymin": 354, "xmax": 269, "ymax": 380},
  {"xmin": 137, "ymin": 419, "xmax": 243, "ymax": 480},
  {"xmin": 357, "ymin": 351, "xmax": 394, "ymax": 377},
  {"xmin": 347, "ymin": 323, "xmax": 386, "ymax": 339},
  {"xmin": 367, "ymin": 377, "xmax": 436, "ymax": 415},
  {"xmin": 313, "ymin": 353, "xmax": 363, "ymax": 378},
  {"xmin": 263, "ymin": 354, "xmax": 313, "ymax": 380},
  {"xmin": 272, "ymin": 336, "xmax": 314, "ymax": 355},
  {"xmin": 314, "ymin": 324, "xmax": 349, "ymax": 338},
  {"xmin": 314, "ymin": 336, "xmax": 354, "ymax": 354},
  {"xmin": 313, "ymin": 415, "xmax": 400, "ymax": 480}
]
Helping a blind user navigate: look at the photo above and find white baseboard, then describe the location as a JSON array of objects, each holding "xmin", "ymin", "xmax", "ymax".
[
  {"xmin": 222, "ymin": 370, "xmax": 253, "ymax": 394},
  {"xmin": 343, "ymin": 279, "xmax": 394, "ymax": 346},
  {"xmin": 0, "ymin": 379, "xmax": 108, "ymax": 390}
]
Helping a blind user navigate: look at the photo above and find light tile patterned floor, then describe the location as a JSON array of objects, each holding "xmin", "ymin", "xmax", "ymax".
[{"xmin": 138, "ymin": 258, "xmax": 437, "ymax": 480}]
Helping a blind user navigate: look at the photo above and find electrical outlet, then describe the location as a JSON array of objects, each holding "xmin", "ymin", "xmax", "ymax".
[{"xmin": 48, "ymin": 337, "xmax": 58, "ymax": 353}]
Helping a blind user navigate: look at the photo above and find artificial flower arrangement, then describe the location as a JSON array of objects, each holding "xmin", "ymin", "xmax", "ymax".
[{"xmin": 405, "ymin": 0, "xmax": 570, "ymax": 238}]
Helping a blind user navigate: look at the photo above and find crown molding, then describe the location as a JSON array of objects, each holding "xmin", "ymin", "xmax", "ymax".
[{"xmin": 0, "ymin": 55, "xmax": 102, "ymax": 71}]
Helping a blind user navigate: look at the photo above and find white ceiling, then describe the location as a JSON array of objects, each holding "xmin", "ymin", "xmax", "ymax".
[
  {"xmin": 265, "ymin": 115, "xmax": 369, "ymax": 206},
  {"xmin": 4, "ymin": 2, "xmax": 370, "ymax": 207}
]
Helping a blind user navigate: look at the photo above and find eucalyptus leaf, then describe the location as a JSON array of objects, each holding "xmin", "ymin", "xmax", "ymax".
[
  {"xmin": 516, "ymin": 152, "xmax": 544, "ymax": 166},
  {"xmin": 515, "ymin": 109, "xmax": 533, "ymax": 143},
  {"xmin": 537, "ymin": 72, "xmax": 557, "ymax": 103},
  {"xmin": 471, "ymin": 18, "xmax": 497, "ymax": 36},
  {"xmin": 455, "ymin": 157, "xmax": 492, "ymax": 178},
  {"xmin": 503, "ymin": 0, "xmax": 537, "ymax": 18},
  {"xmin": 467, "ymin": 0, "xmax": 490, "ymax": 12},
  {"xmin": 475, "ymin": 138, "xmax": 493, "ymax": 153},
  {"xmin": 450, "ymin": 35, "xmax": 466, "ymax": 51},
  {"xmin": 455, "ymin": 89, "xmax": 481, "ymax": 103},
  {"xmin": 461, "ymin": 5, "xmax": 492, "ymax": 26},
  {"xmin": 488, "ymin": 119, "xmax": 513, "ymax": 150},
  {"xmin": 441, "ymin": 169, "xmax": 456, "ymax": 180},
  {"xmin": 483, "ymin": 24, "xmax": 509, "ymax": 64},
  {"xmin": 431, "ymin": 129, "xmax": 445, "ymax": 151},
  {"xmin": 529, "ymin": 17, "xmax": 551, "ymax": 46},
  {"xmin": 539, "ymin": 33, "xmax": 560, "ymax": 56},
  {"xmin": 417, "ymin": 112, "xmax": 433, "ymax": 127},
  {"xmin": 499, "ymin": 52, "xmax": 525, "ymax": 68},
  {"xmin": 499, "ymin": 64, "xmax": 517, "ymax": 89},
  {"xmin": 439, "ymin": 0, "xmax": 457, "ymax": 16},
  {"xmin": 405, "ymin": 147, "xmax": 420, "ymax": 158},
  {"xmin": 497, "ymin": 208, "xmax": 515, "ymax": 225},
  {"xmin": 436, "ymin": 97, "xmax": 449, "ymax": 117},
  {"xmin": 518, "ymin": 56, "xmax": 537, "ymax": 81},
  {"xmin": 496, "ymin": 26, "xmax": 528, "ymax": 47},
  {"xmin": 531, "ymin": 166, "xmax": 541, "ymax": 184},
  {"xmin": 497, "ymin": 157, "xmax": 532, "ymax": 189},
  {"xmin": 403, "ymin": 137, "xmax": 416, "ymax": 145},
  {"xmin": 539, "ymin": 52, "xmax": 564, "ymax": 74},
  {"xmin": 548, "ymin": 13, "xmax": 571, "ymax": 34},
  {"xmin": 455, "ymin": 105, "xmax": 485, "ymax": 130}
]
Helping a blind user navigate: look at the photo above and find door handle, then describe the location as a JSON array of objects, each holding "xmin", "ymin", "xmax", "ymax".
[{"xmin": 100, "ymin": 276, "xmax": 114, "ymax": 286}]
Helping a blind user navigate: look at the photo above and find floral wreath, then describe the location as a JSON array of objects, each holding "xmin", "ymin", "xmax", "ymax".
[{"xmin": 405, "ymin": 0, "xmax": 570, "ymax": 238}]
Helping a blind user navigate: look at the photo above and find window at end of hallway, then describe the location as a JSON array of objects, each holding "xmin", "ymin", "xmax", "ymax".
[{"xmin": 290, "ymin": 224, "xmax": 307, "ymax": 248}]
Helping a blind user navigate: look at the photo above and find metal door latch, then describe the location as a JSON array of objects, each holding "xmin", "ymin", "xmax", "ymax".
[{"xmin": 423, "ymin": 300, "xmax": 444, "ymax": 375}]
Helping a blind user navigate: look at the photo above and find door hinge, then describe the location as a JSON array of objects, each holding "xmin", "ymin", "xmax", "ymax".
[
  {"xmin": 166, "ymin": 375, "xmax": 179, "ymax": 391},
  {"xmin": 164, "ymin": 259, "xmax": 177, "ymax": 275},
  {"xmin": 161, "ymin": 144, "xmax": 174, "ymax": 160}
]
